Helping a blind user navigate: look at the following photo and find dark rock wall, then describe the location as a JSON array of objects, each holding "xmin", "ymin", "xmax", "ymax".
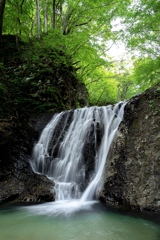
[
  {"xmin": 99, "ymin": 85, "xmax": 160, "ymax": 211},
  {"xmin": 0, "ymin": 118, "xmax": 54, "ymax": 204}
]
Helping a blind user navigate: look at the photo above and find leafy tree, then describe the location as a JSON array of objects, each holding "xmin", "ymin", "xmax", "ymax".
[
  {"xmin": 85, "ymin": 67, "xmax": 118, "ymax": 105},
  {"xmin": 108, "ymin": 0, "xmax": 160, "ymax": 99},
  {"xmin": 111, "ymin": 0, "xmax": 159, "ymax": 57},
  {"xmin": 130, "ymin": 57, "xmax": 160, "ymax": 92}
]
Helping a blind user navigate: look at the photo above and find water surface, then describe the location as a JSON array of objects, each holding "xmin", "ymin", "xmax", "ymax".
[{"xmin": 0, "ymin": 202, "xmax": 159, "ymax": 240}]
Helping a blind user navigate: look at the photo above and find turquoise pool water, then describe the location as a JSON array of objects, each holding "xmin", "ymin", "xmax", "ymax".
[{"xmin": 0, "ymin": 202, "xmax": 159, "ymax": 240}]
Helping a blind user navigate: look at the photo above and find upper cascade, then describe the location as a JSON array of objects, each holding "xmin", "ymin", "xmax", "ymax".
[{"xmin": 30, "ymin": 102, "xmax": 126, "ymax": 201}]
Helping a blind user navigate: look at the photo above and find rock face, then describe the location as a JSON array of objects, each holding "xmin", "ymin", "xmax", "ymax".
[
  {"xmin": 99, "ymin": 85, "xmax": 160, "ymax": 211},
  {"xmin": 0, "ymin": 117, "xmax": 54, "ymax": 204}
]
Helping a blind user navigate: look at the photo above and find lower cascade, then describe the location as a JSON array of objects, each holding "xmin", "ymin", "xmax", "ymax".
[{"xmin": 30, "ymin": 102, "xmax": 126, "ymax": 214}]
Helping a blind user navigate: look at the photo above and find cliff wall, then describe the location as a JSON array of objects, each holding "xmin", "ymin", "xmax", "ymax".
[{"xmin": 99, "ymin": 84, "xmax": 160, "ymax": 211}]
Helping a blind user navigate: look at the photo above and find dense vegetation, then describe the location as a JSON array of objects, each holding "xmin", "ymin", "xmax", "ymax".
[{"xmin": 0, "ymin": 0, "xmax": 159, "ymax": 118}]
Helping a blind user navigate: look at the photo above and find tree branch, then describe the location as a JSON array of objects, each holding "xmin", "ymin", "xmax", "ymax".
[{"xmin": 74, "ymin": 18, "xmax": 92, "ymax": 27}]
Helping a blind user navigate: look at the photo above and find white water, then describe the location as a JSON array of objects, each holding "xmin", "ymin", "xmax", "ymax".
[{"xmin": 29, "ymin": 102, "xmax": 126, "ymax": 215}]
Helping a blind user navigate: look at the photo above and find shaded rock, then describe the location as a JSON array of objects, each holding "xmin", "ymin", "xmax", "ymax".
[
  {"xmin": 0, "ymin": 170, "xmax": 54, "ymax": 203},
  {"xmin": 99, "ymin": 84, "xmax": 160, "ymax": 211},
  {"xmin": 0, "ymin": 118, "xmax": 54, "ymax": 204}
]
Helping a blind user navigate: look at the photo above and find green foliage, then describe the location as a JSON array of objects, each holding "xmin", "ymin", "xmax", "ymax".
[
  {"xmin": 0, "ymin": 40, "xmax": 73, "ymax": 118},
  {"xmin": 2, "ymin": 0, "xmax": 124, "ymax": 106},
  {"xmin": 119, "ymin": 0, "xmax": 160, "ymax": 57},
  {"xmin": 130, "ymin": 57, "xmax": 160, "ymax": 92},
  {"xmin": 85, "ymin": 68, "xmax": 118, "ymax": 105},
  {"xmin": 109, "ymin": 0, "xmax": 160, "ymax": 100},
  {"xmin": 0, "ymin": 82, "xmax": 7, "ymax": 99},
  {"xmin": 1, "ymin": 0, "xmax": 159, "ymax": 112},
  {"xmin": 0, "ymin": 82, "xmax": 9, "ymax": 117}
]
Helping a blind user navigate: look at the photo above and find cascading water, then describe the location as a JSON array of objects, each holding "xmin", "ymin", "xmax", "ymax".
[{"xmin": 29, "ymin": 102, "xmax": 126, "ymax": 215}]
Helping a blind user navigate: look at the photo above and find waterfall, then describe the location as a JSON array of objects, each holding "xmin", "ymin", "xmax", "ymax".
[{"xmin": 30, "ymin": 102, "xmax": 125, "ymax": 204}]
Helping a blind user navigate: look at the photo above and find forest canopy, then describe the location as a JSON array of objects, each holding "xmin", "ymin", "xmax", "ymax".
[{"xmin": 0, "ymin": 0, "xmax": 159, "ymax": 107}]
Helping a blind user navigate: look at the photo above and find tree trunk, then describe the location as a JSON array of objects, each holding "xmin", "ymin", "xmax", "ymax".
[
  {"xmin": 51, "ymin": 0, "xmax": 56, "ymax": 28},
  {"xmin": 62, "ymin": 7, "xmax": 70, "ymax": 35},
  {"xmin": 36, "ymin": 0, "xmax": 41, "ymax": 38},
  {"xmin": 16, "ymin": 0, "xmax": 25, "ymax": 38},
  {"xmin": 0, "ymin": 0, "xmax": 6, "ymax": 42},
  {"xmin": 44, "ymin": 0, "xmax": 48, "ymax": 33}
]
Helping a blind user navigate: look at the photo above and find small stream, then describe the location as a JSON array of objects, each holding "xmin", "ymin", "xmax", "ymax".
[{"xmin": 0, "ymin": 202, "xmax": 159, "ymax": 240}]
